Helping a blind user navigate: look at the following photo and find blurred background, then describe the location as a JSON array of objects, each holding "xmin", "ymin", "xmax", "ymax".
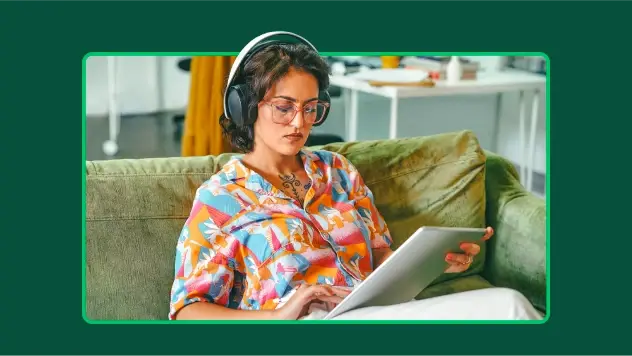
[{"xmin": 85, "ymin": 55, "xmax": 546, "ymax": 197}]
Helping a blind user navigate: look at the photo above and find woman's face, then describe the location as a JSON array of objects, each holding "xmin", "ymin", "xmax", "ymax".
[{"xmin": 253, "ymin": 67, "xmax": 321, "ymax": 157}]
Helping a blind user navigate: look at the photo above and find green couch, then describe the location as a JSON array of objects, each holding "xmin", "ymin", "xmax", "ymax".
[{"xmin": 85, "ymin": 130, "xmax": 547, "ymax": 321}]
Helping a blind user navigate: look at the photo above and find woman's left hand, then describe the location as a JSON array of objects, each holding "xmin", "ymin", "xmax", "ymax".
[{"xmin": 444, "ymin": 226, "xmax": 494, "ymax": 273}]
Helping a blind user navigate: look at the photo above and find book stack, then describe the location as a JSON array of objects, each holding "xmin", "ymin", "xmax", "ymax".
[{"xmin": 400, "ymin": 56, "xmax": 480, "ymax": 80}]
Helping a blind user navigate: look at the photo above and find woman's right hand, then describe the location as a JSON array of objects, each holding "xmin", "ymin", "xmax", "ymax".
[{"xmin": 275, "ymin": 284, "xmax": 351, "ymax": 320}]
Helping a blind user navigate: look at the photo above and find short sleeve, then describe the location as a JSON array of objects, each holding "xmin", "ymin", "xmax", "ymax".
[
  {"xmin": 168, "ymin": 193, "xmax": 236, "ymax": 320},
  {"xmin": 333, "ymin": 153, "xmax": 393, "ymax": 250}
]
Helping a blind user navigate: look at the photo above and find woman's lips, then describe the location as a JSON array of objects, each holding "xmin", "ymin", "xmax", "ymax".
[{"xmin": 284, "ymin": 133, "xmax": 304, "ymax": 142}]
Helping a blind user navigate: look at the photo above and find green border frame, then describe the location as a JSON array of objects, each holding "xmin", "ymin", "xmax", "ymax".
[{"xmin": 82, "ymin": 52, "xmax": 550, "ymax": 325}]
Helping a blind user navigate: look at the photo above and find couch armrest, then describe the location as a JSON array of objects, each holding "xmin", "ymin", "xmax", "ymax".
[{"xmin": 482, "ymin": 150, "xmax": 547, "ymax": 312}]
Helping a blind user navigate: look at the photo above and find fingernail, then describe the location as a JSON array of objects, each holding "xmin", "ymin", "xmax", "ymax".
[
  {"xmin": 445, "ymin": 253, "xmax": 454, "ymax": 261},
  {"xmin": 460, "ymin": 243, "xmax": 469, "ymax": 250}
]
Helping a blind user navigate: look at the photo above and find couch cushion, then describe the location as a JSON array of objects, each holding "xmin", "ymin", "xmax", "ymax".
[
  {"xmin": 86, "ymin": 154, "xmax": 238, "ymax": 320},
  {"xmin": 85, "ymin": 130, "xmax": 487, "ymax": 320}
]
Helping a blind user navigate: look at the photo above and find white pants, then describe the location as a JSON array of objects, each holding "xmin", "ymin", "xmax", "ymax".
[{"xmin": 304, "ymin": 287, "xmax": 543, "ymax": 321}]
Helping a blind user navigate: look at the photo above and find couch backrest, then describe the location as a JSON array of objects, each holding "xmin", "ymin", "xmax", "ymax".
[{"xmin": 85, "ymin": 130, "xmax": 487, "ymax": 320}]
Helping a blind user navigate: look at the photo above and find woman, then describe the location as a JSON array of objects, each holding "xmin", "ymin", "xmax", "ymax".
[{"xmin": 168, "ymin": 32, "xmax": 542, "ymax": 321}]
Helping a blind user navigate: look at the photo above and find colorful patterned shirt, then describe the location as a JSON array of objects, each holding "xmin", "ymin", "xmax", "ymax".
[{"xmin": 168, "ymin": 148, "xmax": 393, "ymax": 319}]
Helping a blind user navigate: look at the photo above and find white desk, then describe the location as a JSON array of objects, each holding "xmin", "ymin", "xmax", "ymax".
[{"xmin": 329, "ymin": 70, "xmax": 546, "ymax": 193}]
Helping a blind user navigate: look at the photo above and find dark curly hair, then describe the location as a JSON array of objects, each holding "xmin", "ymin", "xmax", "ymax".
[{"xmin": 219, "ymin": 43, "xmax": 330, "ymax": 153}]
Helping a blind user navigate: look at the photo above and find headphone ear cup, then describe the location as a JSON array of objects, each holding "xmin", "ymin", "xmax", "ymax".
[
  {"xmin": 245, "ymin": 98, "xmax": 258, "ymax": 126},
  {"xmin": 313, "ymin": 90, "xmax": 331, "ymax": 127},
  {"xmin": 226, "ymin": 84, "xmax": 251, "ymax": 127}
]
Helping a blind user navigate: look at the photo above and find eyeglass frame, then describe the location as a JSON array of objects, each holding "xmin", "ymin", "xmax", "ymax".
[{"xmin": 259, "ymin": 99, "xmax": 330, "ymax": 125}]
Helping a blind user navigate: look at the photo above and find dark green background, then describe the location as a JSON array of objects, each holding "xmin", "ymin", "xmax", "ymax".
[{"xmin": 0, "ymin": 1, "xmax": 628, "ymax": 354}]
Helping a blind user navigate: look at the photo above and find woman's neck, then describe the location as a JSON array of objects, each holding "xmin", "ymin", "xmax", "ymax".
[{"xmin": 242, "ymin": 147, "xmax": 303, "ymax": 177}]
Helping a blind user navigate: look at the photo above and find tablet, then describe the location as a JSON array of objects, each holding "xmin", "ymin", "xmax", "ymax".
[{"xmin": 322, "ymin": 226, "xmax": 487, "ymax": 320}]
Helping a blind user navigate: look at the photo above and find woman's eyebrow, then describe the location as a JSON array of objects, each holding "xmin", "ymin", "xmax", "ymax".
[{"xmin": 272, "ymin": 95, "xmax": 319, "ymax": 104}]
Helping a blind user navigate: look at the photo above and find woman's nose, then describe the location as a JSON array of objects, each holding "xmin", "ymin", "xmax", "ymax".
[{"xmin": 289, "ymin": 110, "xmax": 305, "ymax": 128}]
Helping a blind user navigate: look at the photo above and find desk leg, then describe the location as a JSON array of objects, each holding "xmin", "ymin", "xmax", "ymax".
[
  {"xmin": 103, "ymin": 56, "xmax": 120, "ymax": 157},
  {"xmin": 491, "ymin": 93, "xmax": 502, "ymax": 153},
  {"xmin": 527, "ymin": 89, "xmax": 541, "ymax": 193},
  {"xmin": 518, "ymin": 91, "xmax": 526, "ymax": 187},
  {"xmin": 389, "ymin": 96, "xmax": 399, "ymax": 140},
  {"xmin": 348, "ymin": 89, "xmax": 359, "ymax": 142},
  {"xmin": 343, "ymin": 89, "xmax": 350, "ymax": 140}
]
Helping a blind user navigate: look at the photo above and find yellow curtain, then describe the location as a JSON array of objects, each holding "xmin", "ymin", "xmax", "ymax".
[{"xmin": 181, "ymin": 56, "xmax": 236, "ymax": 156}]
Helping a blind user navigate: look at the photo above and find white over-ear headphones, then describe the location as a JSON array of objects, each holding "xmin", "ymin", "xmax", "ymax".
[{"xmin": 223, "ymin": 31, "xmax": 330, "ymax": 127}]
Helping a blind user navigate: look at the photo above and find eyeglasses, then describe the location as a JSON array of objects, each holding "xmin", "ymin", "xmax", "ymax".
[{"xmin": 261, "ymin": 99, "xmax": 329, "ymax": 125}]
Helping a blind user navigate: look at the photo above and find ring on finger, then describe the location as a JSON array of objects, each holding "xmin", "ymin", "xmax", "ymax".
[{"xmin": 463, "ymin": 255, "xmax": 473, "ymax": 265}]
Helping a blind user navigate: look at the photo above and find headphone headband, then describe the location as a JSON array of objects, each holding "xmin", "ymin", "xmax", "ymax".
[{"xmin": 223, "ymin": 31, "xmax": 318, "ymax": 119}]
